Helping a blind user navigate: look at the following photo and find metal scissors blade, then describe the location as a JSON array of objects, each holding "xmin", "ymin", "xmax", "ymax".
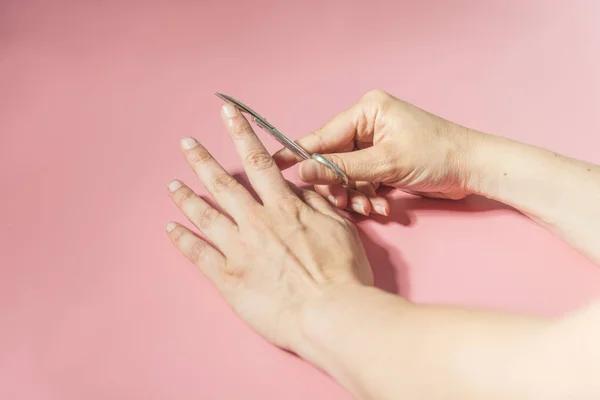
[
  {"xmin": 215, "ymin": 92, "xmax": 349, "ymax": 186},
  {"xmin": 215, "ymin": 92, "xmax": 311, "ymax": 160}
]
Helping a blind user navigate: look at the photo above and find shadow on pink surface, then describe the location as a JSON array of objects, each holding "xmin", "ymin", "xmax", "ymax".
[
  {"xmin": 350, "ymin": 194, "xmax": 521, "ymax": 298},
  {"xmin": 356, "ymin": 225, "xmax": 404, "ymax": 295},
  {"xmin": 358, "ymin": 190, "xmax": 518, "ymax": 227}
]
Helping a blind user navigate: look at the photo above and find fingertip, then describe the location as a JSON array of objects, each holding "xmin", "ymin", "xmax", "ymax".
[
  {"xmin": 297, "ymin": 159, "xmax": 311, "ymax": 181},
  {"xmin": 299, "ymin": 159, "xmax": 324, "ymax": 182},
  {"xmin": 221, "ymin": 103, "xmax": 239, "ymax": 119},
  {"xmin": 272, "ymin": 147, "xmax": 286, "ymax": 159},
  {"xmin": 272, "ymin": 148, "xmax": 294, "ymax": 170},
  {"xmin": 315, "ymin": 184, "xmax": 348, "ymax": 209},
  {"xmin": 347, "ymin": 191, "xmax": 372, "ymax": 215},
  {"xmin": 371, "ymin": 198, "xmax": 390, "ymax": 216},
  {"xmin": 167, "ymin": 179, "xmax": 183, "ymax": 193},
  {"xmin": 350, "ymin": 202, "xmax": 369, "ymax": 216},
  {"xmin": 220, "ymin": 103, "xmax": 252, "ymax": 137},
  {"xmin": 180, "ymin": 137, "xmax": 198, "ymax": 150},
  {"xmin": 330, "ymin": 193, "xmax": 348, "ymax": 209},
  {"xmin": 271, "ymin": 149, "xmax": 283, "ymax": 163},
  {"xmin": 325, "ymin": 196, "xmax": 337, "ymax": 207},
  {"xmin": 166, "ymin": 221, "xmax": 178, "ymax": 233},
  {"xmin": 336, "ymin": 195, "xmax": 348, "ymax": 209},
  {"xmin": 166, "ymin": 221, "xmax": 189, "ymax": 247}
]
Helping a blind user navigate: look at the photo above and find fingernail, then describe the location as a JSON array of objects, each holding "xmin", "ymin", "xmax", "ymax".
[
  {"xmin": 327, "ymin": 196, "xmax": 339, "ymax": 207},
  {"xmin": 181, "ymin": 137, "xmax": 198, "ymax": 150},
  {"xmin": 222, "ymin": 103, "xmax": 238, "ymax": 118},
  {"xmin": 166, "ymin": 221, "xmax": 177, "ymax": 232},
  {"xmin": 374, "ymin": 204, "xmax": 388, "ymax": 216},
  {"xmin": 352, "ymin": 202, "xmax": 368, "ymax": 215},
  {"xmin": 168, "ymin": 180, "xmax": 182, "ymax": 192},
  {"xmin": 299, "ymin": 160, "xmax": 321, "ymax": 180}
]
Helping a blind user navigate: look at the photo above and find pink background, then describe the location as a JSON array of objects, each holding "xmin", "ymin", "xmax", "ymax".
[{"xmin": 2, "ymin": 1, "xmax": 600, "ymax": 399}]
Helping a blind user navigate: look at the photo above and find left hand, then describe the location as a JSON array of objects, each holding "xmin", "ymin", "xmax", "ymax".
[{"xmin": 166, "ymin": 103, "xmax": 373, "ymax": 352}]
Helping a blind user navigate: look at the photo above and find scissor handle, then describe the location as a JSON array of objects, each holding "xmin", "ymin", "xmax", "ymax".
[{"xmin": 311, "ymin": 153, "xmax": 350, "ymax": 187}]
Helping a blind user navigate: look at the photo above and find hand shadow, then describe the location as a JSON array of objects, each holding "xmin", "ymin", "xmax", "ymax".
[
  {"xmin": 359, "ymin": 187, "xmax": 519, "ymax": 227},
  {"xmin": 355, "ymin": 225, "xmax": 406, "ymax": 296},
  {"xmin": 231, "ymin": 172, "xmax": 261, "ymax": 203}
]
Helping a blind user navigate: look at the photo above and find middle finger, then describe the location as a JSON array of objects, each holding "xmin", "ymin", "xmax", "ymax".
[
  {"xmin": 220, "ymin": 103, "xmax": 295, "ymax": 205},
  {"xmin": 167, "ymin": 179, "xmax": 238, "ymax": 251}
]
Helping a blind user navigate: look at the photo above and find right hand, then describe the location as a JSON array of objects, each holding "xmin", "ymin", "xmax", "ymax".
[{"xmin": 273, "ymin": 90, "xmax": 476, "ymax": 216}]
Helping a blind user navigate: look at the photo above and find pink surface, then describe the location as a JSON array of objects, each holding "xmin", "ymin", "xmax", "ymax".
[{"xmin": 2, "ymin": 1, "xmax": 600, "ymax": 398}]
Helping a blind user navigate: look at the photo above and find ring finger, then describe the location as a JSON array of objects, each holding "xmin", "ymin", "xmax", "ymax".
[{"xmin": 167, "ymin": 179, "xmax": 238, "ymax": 251}]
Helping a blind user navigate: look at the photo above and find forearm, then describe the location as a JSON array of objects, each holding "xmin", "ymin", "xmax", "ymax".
[
  {"xmin": 468, "ymin": 131, "xmax": 600, "ymax": 264},
  {"xmin": 297, "ymin": 285, "xmax": 552, "ymax": 400}
]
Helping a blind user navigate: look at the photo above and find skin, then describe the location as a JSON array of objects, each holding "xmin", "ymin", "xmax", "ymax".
[{"xmin": 167, "ymin": 91, "xmax": 600, "ymax": 399}]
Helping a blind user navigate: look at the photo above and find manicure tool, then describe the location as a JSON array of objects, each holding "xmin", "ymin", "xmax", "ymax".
[{"xmin": 215, "ymin": 92, "xmax": 349, "ymax": 186}]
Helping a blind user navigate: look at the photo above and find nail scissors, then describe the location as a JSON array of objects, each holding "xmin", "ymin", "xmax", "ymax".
[{"xmin": 215, "ymin": 92, "xmax": 349, "ymax": 186}]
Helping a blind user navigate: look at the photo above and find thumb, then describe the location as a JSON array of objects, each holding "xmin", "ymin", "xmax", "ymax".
[{"xmin": 298, "ymin": 147, "xmax": 391, "ymax": 184}]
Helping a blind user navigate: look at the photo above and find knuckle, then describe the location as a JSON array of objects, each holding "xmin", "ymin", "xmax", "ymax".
[
  {"xmin": 361, "ymin": 89, "xmax": 390, "ymax": 103},
  {"xmin": 242, "ymin": 206, "xmax": 266, "ymax": 228},
  {"xmin": 308, "ymin": 130, "xmax": 327, "ymax": 152},
  {"xmin": 196, "ymin": 208, "xmax": 219, "ymax": 229},
  {"xmin": 230, "ymin": 120, "xmax": 253, "ymax": 138},
  {"xmin": 212, "ymin": 174, "xmax": 238, "ymax": 193},
  {"xmin": 277, "ymin": 194, "xmax": 302, "ymax": 215},
  {"xmin": 177, "ymin": 188, "xmax": 195, "ymax": 205},
  {"xmin": 302, "ymin": 189, "xmax": 326, "ymax": 206},
  {"xmin": 244, "ymin": 150, "xmax": 274, "ymax": 170},
  {"xmin": 170, "ymin": 226, "xmax": 184, "ymax": 243},
  {"xmin": 188, "ymin": 240, "xmax": 206, "ymax": 264},
  {"xmin": 188, "ymin": 148, "xmax": 212, "ymax": 165},
  {"xmin": 220, "ymin": 267, "xmax": 247, "ymax": 285},
  {"xmin": 301, "ymin": 189, "xmax": 318, "ymax": 202}
]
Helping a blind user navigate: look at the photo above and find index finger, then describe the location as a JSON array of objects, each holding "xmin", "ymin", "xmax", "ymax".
[{"xmin": 272, "ymin": 103, "xmax": 362, "ymax": 170}]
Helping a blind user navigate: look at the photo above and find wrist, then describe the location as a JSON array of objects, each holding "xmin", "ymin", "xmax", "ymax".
[
  {"xmin": 461, "ymin": 129, "xmax": 513, "ymax": 198},
  {"xmin": 293, "ymin": 284, "xmax": 409, "ymax": 397},
  {"xmin": 464, "ymin": 131, "xmax": 553, "ymax": 199},
  {"xmin": 295, "ymin": 283, "xmax": 410, "ymax": 367},
  {"xmin": 442, "ymin": 124, "xmax": 487, "ymax": 197},
  {"xmin": 296, "ymin": 283, "xmax": 363, "ymax": 355}
]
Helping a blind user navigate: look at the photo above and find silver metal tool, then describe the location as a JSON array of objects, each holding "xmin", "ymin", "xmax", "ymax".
[{"xmin": 215, "ymin": 92, "xmax": 349, "ymax": 186}]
